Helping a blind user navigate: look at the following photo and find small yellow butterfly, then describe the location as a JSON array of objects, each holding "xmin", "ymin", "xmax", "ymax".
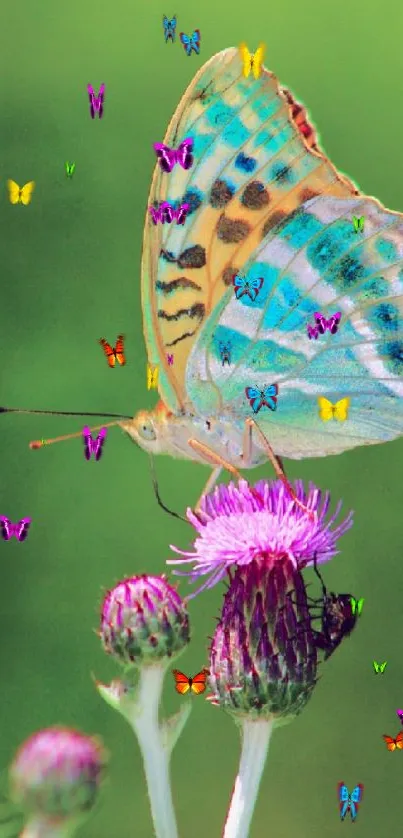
[
  {"xmin": 7, "ymin": 180, "xmax": 35, "ymax": 205},
  {"xmin": 317, "ymin": 397, "xmax": 350, "ymax": 422},
  {"xmin": 147, "ymin": 364, "xmax": 159, "ymax": 390},
  {"xmin": 239, "ymin": 42, "xmax": 266, "ymax": 79}
]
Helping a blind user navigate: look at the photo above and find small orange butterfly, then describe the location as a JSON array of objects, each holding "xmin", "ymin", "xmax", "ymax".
[
  {"xmin": 382, "ymin": 731, "xmax": 403, "ymax": 751},
  {"xmin": 99, "ymin": 335, "xmax": 126, "ymax": 368},
  {"xmin": 172, "ymin": 668, "xmax": 209, "ymax": 695}
]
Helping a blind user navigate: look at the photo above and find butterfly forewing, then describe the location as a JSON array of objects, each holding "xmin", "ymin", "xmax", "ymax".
[{"xmin": 141, "ymin": 46, "xmax": 359, "ymax": 416}]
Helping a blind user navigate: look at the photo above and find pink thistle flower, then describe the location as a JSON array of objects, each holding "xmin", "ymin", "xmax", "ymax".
[
  {"xmin": 168, "ymin": 479, "xmax": 353, "ymax": 596},
  {"xmin": 100, "ymin": 574, "xmax": 190, "ymax": 666},
  {"xmin": 9, "ymin": 726, "xmax": 106, "ymax": 822}
]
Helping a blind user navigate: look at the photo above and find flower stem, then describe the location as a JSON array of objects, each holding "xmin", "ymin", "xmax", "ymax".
[
  {"xmin": 223, "ymin": 718, "xmax": 274, "ymax": 838},
  {"xmin": 122, "ymin": 665, "xmax": 179, "ymax": 838}
]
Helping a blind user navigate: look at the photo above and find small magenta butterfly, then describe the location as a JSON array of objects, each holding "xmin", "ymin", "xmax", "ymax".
[
  {"xmin": 82, "ymin": 427, "xmax": 107, "ymax": 461},
  {"xmin": 149, "ymin": 202, "xmax": 190, "ymax": 226},
  {"xmin": 153, "ymin": 138, "xmax": 194, "ymax": 173},
  {"xmin": 0, "ymin": 516, "xmax": 31, "ymax": 542}
]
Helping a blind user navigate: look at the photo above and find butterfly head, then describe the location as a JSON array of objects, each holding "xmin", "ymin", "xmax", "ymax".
[{"xmin": 120, "ymin": 402, "xmax": 182, "ymax": 455}]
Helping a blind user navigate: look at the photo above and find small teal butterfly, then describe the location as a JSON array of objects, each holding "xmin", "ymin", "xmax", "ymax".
[
  {"xmin": 117, "ymin": 47, "xmax": 403, "ymax": 503},
  {"xmin": 179, "ymin": 30, "xmax": 201, "ymax": 56},
  {"xmin": 233, "ymin": 274, "xmax": 264, "ymax": 301},
  {"xmin": 245, "ymin": 384, "xmax": 278, "ymax": 413}
]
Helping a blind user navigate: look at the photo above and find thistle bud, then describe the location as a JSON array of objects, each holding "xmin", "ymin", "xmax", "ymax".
[
  {"xmin": 208, "ymin": 558, "xmax": 318, "ymax": 724},
  {"xmin": 9, "ymin": 727, "xmax": 106, "ymax": 825},
  {"xmin": 100, "ymin": 574, "xmax": 190, "ymax": 667}
]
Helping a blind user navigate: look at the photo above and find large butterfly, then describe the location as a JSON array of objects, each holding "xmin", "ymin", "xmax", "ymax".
[
  {"xmin": 0, "ymin": 516, "xmax": 31, "ymax": 542},
  {"xmin": 338, "ymin": 783, "xmax": 363, "ymax": 822},
  {"xmin": 6, "ymin": 48, "xmax": 403, "ymax": 509},
  {"xmin": 179, "ymin": 30, "xmax": 200, "ymax": 56},
  {"xmin": 172, "ymin": 668, "xmax": 209, "ymax": 695},
  {"xmin": 7, "ymin": 180, "xmax": 35, "ymax": 205},
  {"xmin": 99, "ymin": 335, "xmax": 126, "ymax": 368},
  {"xmin": 163, "ymin": 15, "xmax": 176, "ymax": 43}
]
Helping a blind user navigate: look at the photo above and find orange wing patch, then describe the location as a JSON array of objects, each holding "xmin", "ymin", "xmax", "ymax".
[
  {"xmin": 99, "ymin": 335, "xmax": 126, "ymax": 368},
  {"xmin": 172, "ymin": 668, "xmax": 209, "ymax": 695}
]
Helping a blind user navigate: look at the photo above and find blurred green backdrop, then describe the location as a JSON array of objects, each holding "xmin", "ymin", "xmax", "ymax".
[{"xmin": 1, "ymin": 0, "xmax": 403, "ymax": 835}]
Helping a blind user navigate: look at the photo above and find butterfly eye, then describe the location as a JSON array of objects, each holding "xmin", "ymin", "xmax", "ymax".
[{"xmin": 139, "ymin": 420, "xmax": 157, "ymax": 441}]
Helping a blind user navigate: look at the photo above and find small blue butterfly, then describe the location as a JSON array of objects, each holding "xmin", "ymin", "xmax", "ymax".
[
  {"xmin": 338, "ymin": 783, "xmax": 363, "ymax": 822},
  {"xmin": 245, "ymin": 384, "xmax": 278, "ymax": 414},
  {"xmin": 179, "ymin": 30, "xmax": 201, "ymax": 56},
  {"xmin": 233, "ymin": 274, "xmax": 263, "ymax": 301},
  {"xmin": 218, "ymin": 340, "xmax": 232, "ymax": 366},
  {"xmin": 163, "ymin": 15, "xmax": 177, "ymax": 43}
]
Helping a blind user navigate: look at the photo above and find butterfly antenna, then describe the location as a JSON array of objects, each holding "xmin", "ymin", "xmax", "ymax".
[
  {"xmin": 149, "ymin": 456, "xmax": 187, "ymax": 523},
  {"xmin": 29, "ymin": 421, "xmax": 120, "ymax": 449},
  {"xmin": 0, "ymin": 407, "xmax": 132, "ymax": 449}
]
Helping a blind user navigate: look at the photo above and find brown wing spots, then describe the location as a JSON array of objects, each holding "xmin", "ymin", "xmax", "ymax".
[
  {"xmin": 210, "ymin": 179, "xmax": 235, "ymax": 209},
  {"xmin": 177, "ymin": 246, "xmax": 206, "ymax": 269},
  {"xmin": 217, "ymin": 215, "xmax": 251, "ymax": 244},
  {"xmin": 241, "ymin": 181, "xmax": 271, "ymax": 210},
  {"xmin": 156, "ymin": 278, "xmax": 202, "ymax": 294},
  {"xmin": 222, "ymin": 265, "xmax": 239, "ymax": 286},
  {"xmin": 261, "ymin": 210, "xmax": 289, "ymax": 238},
  {"xmin": 299, "ymin": 188, "xmax": 320, "ymax": 203}
]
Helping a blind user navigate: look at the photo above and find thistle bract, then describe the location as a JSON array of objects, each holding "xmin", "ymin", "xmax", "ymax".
[
  {"xmin": 100, "ymin": 574, "xmax": 190, "ymax": 666},
  {"xmin": 9, "ymin": 726, "xmax": 105, "ymax": 820},
  {"xmin": 208, "ymin": 559, "xmax": 318, "ymax": 724}
]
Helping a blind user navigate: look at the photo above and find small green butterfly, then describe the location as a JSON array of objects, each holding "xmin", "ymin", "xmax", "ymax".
[
  {"xmin": 350, "ymin": 596, "xmax": 364, "ymax": 615},
  {"xmin": 65, "ymin": 161, "xmax": 76, "ymax": 178},
  {"xmin": 352, "ymin": 215, "xmax": 365, "ymax": 233},
  {"xmin": 373, "ymin": 660, "xmax": 387, "ymax": 674}
]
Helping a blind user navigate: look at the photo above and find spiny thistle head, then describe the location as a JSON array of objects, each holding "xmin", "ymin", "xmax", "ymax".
[
  {"xmin": 9, "ymin": 726, "xmax": 106, "ymax": 823},
  {"xmin": 169, "ymin": 479, "xmax": 353, "ymax": 596},
  {"xmin": 100, "ymin": 574, "xmax": 190, "ymax": 667},
  {"xmin": 208, "ymin": 559, "xmax": 318, "ymax": 724}
]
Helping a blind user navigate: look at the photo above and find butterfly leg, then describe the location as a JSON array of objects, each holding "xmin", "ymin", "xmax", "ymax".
[
  {"xmin": 188, "ymin": 439, "xmax": 244, "ymax": 510},
  {"xmin": 244, "ymin": 418, "xmax": 315, "ymax": 520}
]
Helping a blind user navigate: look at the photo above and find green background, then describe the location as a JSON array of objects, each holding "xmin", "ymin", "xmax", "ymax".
[{"xmin": 1, "ymin": 0, "xmax": 403, "ymax": 835}]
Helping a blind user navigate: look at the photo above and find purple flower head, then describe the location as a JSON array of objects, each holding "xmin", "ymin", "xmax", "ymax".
[
  {"xmin": 9, "ymin": 726, "xmax": 106, "ymax": 821},
  {"xmin": 100, "ymin": 574, "xmax": 190, "ymax": 666},
  {"xmin": 207, "ymin": 559, "xmax": 318, "ymax": 722},
  {"xmin": 168, "ymin": 479, "xmax": 353, "ymax": 596}
]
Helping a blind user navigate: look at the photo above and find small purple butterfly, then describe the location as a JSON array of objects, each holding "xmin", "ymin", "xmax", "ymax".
[
  {"xmin": 87, "ymin": 84, "xmax": 105, "ymax": 119},
  {"xmin": 0, "ymin": 516, "xmax": 31, "ymax": 542},
  {"xmin": 149, "ymin": 202, "xmax": 190, "ymax": 225},
  {"xmin": 314, "ymin": 311, "xmax": 342, "ymax": 335},
  {"xmin": 307, "ymin": 323, "xmax": 319, "ymax": 340},
  {"xmin": 153, "ymin": 138, "xmax": 194, "ymax": 173},
  {"xmin": 82, "ymin": 426, "xmax": 107, "ymax": 461},
  {"xmin": 167, "ymin": 353, "xmax": 174, "ymax": 365},
  {"xmin": 396, "ymin": 709, "xmax": 403, "ymax": 725}
]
